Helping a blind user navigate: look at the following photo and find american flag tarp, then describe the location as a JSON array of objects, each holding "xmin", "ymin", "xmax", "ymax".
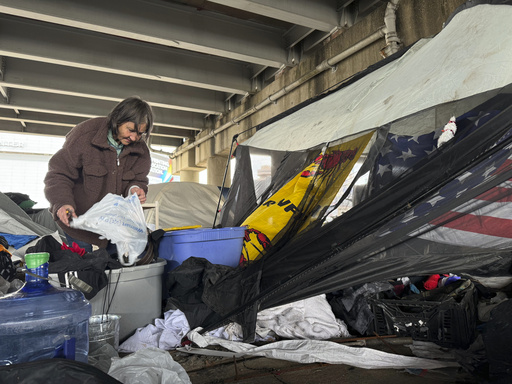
[
  {"xmin": 370, "ymin": 131, "xmax": 436, "ymax": 194},
  {"xmin": 375, "ymin": 125, "xmax": 512, "ymax": 249},
  {"xmin": 370, "ymin": 110, "xmax": 502, "ymax": 195},
  {"xmin": 412, "ymin": 149, "xmax": 512, "ymax": 249}
]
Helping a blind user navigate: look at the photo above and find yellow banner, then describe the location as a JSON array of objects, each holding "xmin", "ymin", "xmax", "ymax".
[{"xmin": 241, "ymin": 131, "xmax": 374, "ymax": 263}]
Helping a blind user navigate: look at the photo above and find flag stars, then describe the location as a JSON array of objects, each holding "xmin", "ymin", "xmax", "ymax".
[
  {"xmin": 456, "ymin": 172, "xmax": 472, "ymax": 183},
  {"xmin": 397, "ymin": 148, "xmax": 416, "ymax": 161},
  {"xmin": 474, "ymin": 113, "xmax": 490, "ymax": 127},
  {"xmin": 408, "ymin": 135, "xmax": 421, "ymax": 144},
  {"xmin": 456, "ymin": 187, "xmax": 469, "ymax": 198},
  {"xmin": 379, "ymin": 146, "xmax": 394, "ymax": 157},
  {"xmin": 401, "ymin": 209, "xmax": 418, "ymax": 223},
  {"xmin": 377, "ymin": 163, "xmax": 391, "ymax": 177},
  {"xmin": 426, "ymin": 194, "xmax": 445, "ymax": 207},
  {"xmin": 483, "ymin": 164, "xmax": 498, "ymax": 178},
  {"xmin": 424, "ymin": 146, "xmax": 437, "ymax": 156}
]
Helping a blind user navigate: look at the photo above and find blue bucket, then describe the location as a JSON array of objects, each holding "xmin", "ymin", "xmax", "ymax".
[{"xmin": 159, "ymin": 226, "xmax": 246, "ymax": 273}]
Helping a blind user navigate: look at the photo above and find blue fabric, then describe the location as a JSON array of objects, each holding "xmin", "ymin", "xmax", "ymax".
[{"xmin": 0, "ymin": 233, "xmax": 38, "ymax": 249}]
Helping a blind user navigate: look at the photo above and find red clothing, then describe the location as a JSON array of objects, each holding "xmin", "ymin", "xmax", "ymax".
[{"xmin": 44, "ymin": 117, "xmax": 151, "ymax": 247}]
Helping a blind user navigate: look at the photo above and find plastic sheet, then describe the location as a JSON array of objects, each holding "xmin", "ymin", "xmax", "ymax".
[
  {"xmin": 108, "ymin": 347, "xmax": 191, "ymax": 384},
  {"xmin": 187, "ymin": 328, "xmax": 460, "ymax": 370},
  {"xmin": 71, "ymin": 193, "xmax": 147, "ymax": 266},
  {"xmin": 169, "ymin": 3, "xmax": 512, "ymax": 345}
]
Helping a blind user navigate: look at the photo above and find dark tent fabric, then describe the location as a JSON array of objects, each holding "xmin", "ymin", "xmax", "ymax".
[
  {"xmin": 167, "ymin": 84, "xmax": 512, "ymax": 342},
  {"xmin": 219, "ymin": 146, "xmax": 317, "ymax": 229},
  {"xmin": 481, "ymin": 299, "xmax": 512, "ymax": 381}
]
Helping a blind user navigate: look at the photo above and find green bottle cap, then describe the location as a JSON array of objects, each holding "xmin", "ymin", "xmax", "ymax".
[{"xmin": 25, "ymin": 252, "xmax": 50, "ymax": 269}]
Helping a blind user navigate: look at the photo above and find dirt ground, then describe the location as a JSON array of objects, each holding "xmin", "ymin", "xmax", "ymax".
[{"xmin": 168, "ymin": 338, "xmax": 480, "ymax": 384}]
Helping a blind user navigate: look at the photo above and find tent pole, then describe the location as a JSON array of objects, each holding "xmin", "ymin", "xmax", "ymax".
[{"xmin": 212, "ymin": 134, "xmax": 238, "ymax": 228}]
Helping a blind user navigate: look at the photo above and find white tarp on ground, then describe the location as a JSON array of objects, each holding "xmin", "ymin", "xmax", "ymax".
[
  {"xmin": 186, "ymin": 330, "xmax": 460, "ymax": 370},
  {"xmin": 243, "ymin": 4, "xmax": 512, "ymax": 151},
  {"xmin": 144, "ymin": 182, "xmax": 222, "ymax": 230}
]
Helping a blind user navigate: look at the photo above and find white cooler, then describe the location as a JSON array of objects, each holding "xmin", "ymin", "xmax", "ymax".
[{"xmin": 50, "ymin": 258, "xmax": 166, "ymax": 341}]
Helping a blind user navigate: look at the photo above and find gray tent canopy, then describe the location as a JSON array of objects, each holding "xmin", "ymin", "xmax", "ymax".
[
  {"xmin": 144, "ymin": 182, "xmax": 224, "ymax": 230},
  {"xmin": 0, "ymin": 192, "xmax": 60, "ymax": 256}
]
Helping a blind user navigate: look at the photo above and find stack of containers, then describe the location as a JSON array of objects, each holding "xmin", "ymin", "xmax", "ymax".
[{"xmin": 0, "ymin": 252, "xmax": 91, "ymax": 366}]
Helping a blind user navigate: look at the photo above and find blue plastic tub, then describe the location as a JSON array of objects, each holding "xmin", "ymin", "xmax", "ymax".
[{"xmin": 159, "ymin": 226, "xmax": 246, "ymax": 273}]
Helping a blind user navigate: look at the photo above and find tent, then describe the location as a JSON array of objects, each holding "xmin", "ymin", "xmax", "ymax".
[
  {"xmin": 166, "ymin": 1, "xmax": 512, "ymax": 343},
  {"xmin": 0, "ymin": 191, "xmax": 60, "ymax": 255},
  {"xmin": 144, "ymin": 182, "xmax": 224, "ymax": 230}
]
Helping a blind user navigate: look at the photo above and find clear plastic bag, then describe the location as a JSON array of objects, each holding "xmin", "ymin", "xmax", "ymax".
[{"xmin": 70, "ymin": 193, "xmax": 147, "ymax": 266}]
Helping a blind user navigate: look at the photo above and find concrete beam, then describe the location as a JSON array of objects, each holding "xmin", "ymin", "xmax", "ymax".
[
  {"xmin": 0, "ymin": 120, "xmax": 183, "ymax": 147},
  {"xmin": 0, "ymin": 0, "xmax": 287, "ymax": 68},
  {"xmin": 1, "ymin": 58, "xmax": 227, "ymax": 115},
  {"xmin": 0, "ymin": 89, "xmax": 208, "ymax": 133},
  {"xmin": 209, "ymin": 0, "xmax": 339, "ymax": 32},
  {"xmin": 0, "ymin": 14, "xmax": 252, "ymax": 94},
  {"xmin": 0, "ymin": 119, "xmax": 73, "ymax": 136}
]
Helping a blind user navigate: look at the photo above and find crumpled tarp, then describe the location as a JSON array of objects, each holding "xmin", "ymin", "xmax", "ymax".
[
  {"xmin": 119, "ymin": 309, "xmax": 191, "ymax": 353},
  {"xmin": 120, "ymin": 294, "xmax": 350, "ymax": 353},
  {"xmin": 482, "ymin": 298, "xmax": 512, "ymax": 382},
  {"xmin": 145, "ymin": 182, "xmax": 224, "ymax": 230},
  {"xmin": 108, "ymin": 347, "xmax": 191, "ymax": 384}
]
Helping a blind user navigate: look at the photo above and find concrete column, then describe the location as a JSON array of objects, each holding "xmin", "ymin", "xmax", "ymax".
[
  {"xmin": 207, "ymin": 155, "xmax": 231, "ymax": 187},
  {"xmin": 179, "ymin": 170, "xmax": 200, "ymax": 183}
]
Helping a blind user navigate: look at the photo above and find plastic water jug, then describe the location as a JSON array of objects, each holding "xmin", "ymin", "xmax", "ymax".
[{"xmin": 0, "ymin": 252, "xmax": 91, "ymax": 366}]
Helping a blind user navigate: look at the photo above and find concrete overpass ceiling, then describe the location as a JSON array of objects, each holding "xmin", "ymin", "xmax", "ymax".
[{"xmin": 0, "ymin": 0, "xmax": 367, "ymax": 148}]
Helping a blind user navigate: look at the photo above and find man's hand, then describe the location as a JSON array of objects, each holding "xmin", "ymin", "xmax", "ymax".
[
  {"xmin": 57, "ymin": 204, "xmax": 77, "ymax": 226},
  {"xmin": 130, "ymin": 186, "xmax": 147, "ymax": 204}
]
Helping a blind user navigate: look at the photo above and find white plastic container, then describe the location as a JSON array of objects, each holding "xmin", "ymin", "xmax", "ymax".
[{"xmin": 50, "ymin": 259, "xmax": 165, "ymax": 341}]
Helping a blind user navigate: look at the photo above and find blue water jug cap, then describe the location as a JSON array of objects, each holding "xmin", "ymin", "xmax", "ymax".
[{"xmin": 25, "ymin": 252, "xmax": 50, "ymax": 269}]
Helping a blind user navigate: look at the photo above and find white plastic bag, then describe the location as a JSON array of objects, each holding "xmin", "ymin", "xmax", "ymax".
[{"xmin": 70, "ymin": 193, "xmax": 147, "ymax": 266}]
